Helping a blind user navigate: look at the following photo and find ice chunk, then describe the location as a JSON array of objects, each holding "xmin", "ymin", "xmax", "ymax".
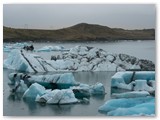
[
  {"xmin": 16, "ymin": 80, "xmax": 28, "ymax": 93},
  {"xmin": 70, "ymin": 85, "xmax": 91, "ymax": 98},
  {"xmin": 133, "ymin": 80, "xmax": 154, "ymax": 93},
  {"xmin": 57, "ymin": 73, "xmax": 76, "ymax": 84},
  {"xmin": 3, "ymin": 50, "xmax": 56, "ymax": 72},
  {"xmin": 90, "ymin": 82, "xmax": 105, "ymax": 95},
  {"xmin": 37, "ymin": 46, "xmax": 54, "ymax": 52},
  {"xmin": 107, "ymin": 102, "xmax": 155, "ymax": 116},
  {"xmin": 4, "ymin": 50, "xmax": 32, "ymax": 72},
  {"xmin": 98, "ymin": 96, "xmax": 155, "ymax": 116},
  {"xmin": 69, "ymin": 46, "xmax": 79, "ymax": 55},
  {"xmin": 46, "ymin": 89, "xmax": 78, "ymax": 104},
  {"xmin": 111, "ymin": 71, "xmax": 155, "ymax": 90},
  {"xmin": 37, "ymin": 46, "xmax": 65, "ymax": 52},
  {"xmin": 112, "ymin": 91, "xmax": 150, "ymax": 98},
  {"xmin": 8, "ymin": 72, "xmax": 78, "ymax": 89},
  {"xmin": 36, "ymin": 89, "xmax": 59, "ymax": 103},
  {"xmin": 70, "ymin": 82, "xmax": 105, "ymax": 98},
  {"xmin": 78, "ymin": 46, "xmax": 88, "ymax": 56},
  {"xmin": 23, "ymin": 83, "xmax": 46, "ymax": 99},
  {"xmin": 28, "ymin": 73, "xmax": 77, "ymax": 85}
]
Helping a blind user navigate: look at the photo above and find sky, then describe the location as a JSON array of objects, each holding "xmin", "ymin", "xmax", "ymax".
[{"xmin": 3, "ymin": 4, "xmax": 156, "ymax": 30}]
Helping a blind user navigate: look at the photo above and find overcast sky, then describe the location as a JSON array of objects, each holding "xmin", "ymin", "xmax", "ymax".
[{"xmin": 3, "ymin": 4, "xmax": 156, "ymax": 30}]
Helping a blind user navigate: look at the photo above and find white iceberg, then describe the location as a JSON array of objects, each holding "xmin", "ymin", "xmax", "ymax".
[
  {"xmin": 37, "ymin": 46, "xmax": 66, "ymax": 52},
  {"xmin": 37, "ymin": 89, "xmax": 78, "ymax": 104},
  {"xmin": 35, "ymin": 89, "xmax": 58, "ymax": 103},
  {"xmin": 4, "ymin": 46, "xmax": 155, "ymax": 72},
  {"xmin": 112, "ymin": 91, "xmax": 150, "ymax": 98},
  {"xmin": 98, "ymin": 96, "xmax": 155, "ymax": 116},
  {"xmin": 23, "ymin": 83, "xmax": 46, "ymax": 99}
]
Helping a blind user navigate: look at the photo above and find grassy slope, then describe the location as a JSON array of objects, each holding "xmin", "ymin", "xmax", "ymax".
[{"xmin": 3, "ymin": 23, "xmax": 155, "ymax": 42}]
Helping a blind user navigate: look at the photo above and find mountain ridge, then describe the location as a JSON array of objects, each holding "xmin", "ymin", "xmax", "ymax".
[{"xmin": 3, "ymin": 23, "xmax": 155, "ymax": 42}]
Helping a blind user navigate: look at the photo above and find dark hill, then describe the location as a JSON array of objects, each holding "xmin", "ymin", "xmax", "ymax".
[{"xmin": 3, "ymin": 23, "xmax": 155, "ymax": 42}]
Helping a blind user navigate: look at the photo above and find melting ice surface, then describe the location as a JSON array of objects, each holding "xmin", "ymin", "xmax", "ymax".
[{"xmin": 3, "ymin": 40, "xmax": 155, "ymax": 116}]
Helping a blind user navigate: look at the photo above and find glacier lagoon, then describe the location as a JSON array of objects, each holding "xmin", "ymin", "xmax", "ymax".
[{"xmin": 3, "ymin": 40, "xmax": 155, "ymax": 116}]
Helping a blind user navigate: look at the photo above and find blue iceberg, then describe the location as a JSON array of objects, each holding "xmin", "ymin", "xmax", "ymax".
[{"xmin": 98, "ymin": 96, "xmax": 155, "ymax": 116}]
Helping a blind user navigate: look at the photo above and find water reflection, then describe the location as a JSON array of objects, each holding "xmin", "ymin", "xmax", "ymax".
[
  {"xmin": 23, "ymin": 99, "xmax": 38, "ymax": 113},
  {"xmin": 8, "ymin": 92, "xmax": 23, "ymax": 101},
  {"xmin": 48, "ymin": 104, "xmax": 74, "ymax": 115},
  {"xmin": 91, "ymin": 94, "xmax": 105, "ymax": 101}
]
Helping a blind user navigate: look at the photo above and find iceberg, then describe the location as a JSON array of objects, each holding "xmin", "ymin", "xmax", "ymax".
[
  {"xmin": 36, "ymin": 89, "xmax": 78, "ymax": 104},
  {"xmin": 4, "ymin": 46, "xmax": 155, "ymax": 72},
  {"xmin": 3, "ymin": 42, "xmax": 30, "ymax": 52},
  {"xmin": 107, "ymin": 102, "xmax": 155, "ymax": 116},
  {"xmin": 23, "ymin": 83, "xmax": 46, "ymax": 100},
  {"xmin": 4, "ymin": 49, "xmax": 56, "ymax": 72},
  {"xmin": 111, "ymin": 71, "xmax": 155, "ymax": 91},
  {"xmin": 70, "ymin": 85, "xmax": 91, "ymax": 98},
  {"xmin": 90, "ymin": 83, "xmax": 105, "ymax": 95},
  {"xmin": 23, "ymin": 83, "xmax": 78, "ymax": 104},
  {"xmin": 70, "ymin": 82, "xmax": 105, "ymax": 98},
  {"xmin": 112, "ymin": 91, "xmax": 150, "ymax": 98},
  {"xmin": 98, "ymin": 96, "xmax": 155, "ymax": 116},
  {"xmin": 37, "ymin": 45, "xmax": 67, "ymax": 52},
  {"xmin": 8, "ymin": 72, "xmax": 78, "ymax": 89}
]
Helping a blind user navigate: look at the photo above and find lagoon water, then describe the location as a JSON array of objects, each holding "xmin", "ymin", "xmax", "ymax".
[{"xmin": 3, "ymin": 40, "xmax": 155, "ymax": 116}]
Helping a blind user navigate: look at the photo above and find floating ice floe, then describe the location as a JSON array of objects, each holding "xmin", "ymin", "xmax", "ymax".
[
  {"xmin": 70, "ymin": 84, "xmax": 91, "ymax": 98},
  {"xmin": 70, "ymin": 82, "xmax": 105, "ymax": 98},
  {"xmin": 23, "ymin": 83, "xmax": 46, "ymax": 99},
  {"xmin": 3, "ymin": 46, "xmax": 155, "ymax": 72},
  {"xmin": 90, "ymin": 83, "xmax": 106, "ymax": 95},
  {"xmin": 112, "ymin": 91, "xmax": 150, "ymax": 98},
  {"xmin": 23, "ymin": 83, "xmax": 78, "ymax": 104},
  {"xmin": 46, "ymin": 89, "xmax": 78, "ymax": 104},
  {"xmin": 98, "ymin": 96, "xmax": 155, "ymax": 116},
  {"xmin": 8, "ymin": 72, "xmax": 78, "ymax": 90},
  {"xmin": 3, "ymin": 42, "xmax": 30, "ymax": 52},
  {"xmin": 111, "ymin": 71, "xmax": 155, "ymax": 93},
  {"xmin": 37, "ymin": 46, "xmax": 68, "ymax": 52}
]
